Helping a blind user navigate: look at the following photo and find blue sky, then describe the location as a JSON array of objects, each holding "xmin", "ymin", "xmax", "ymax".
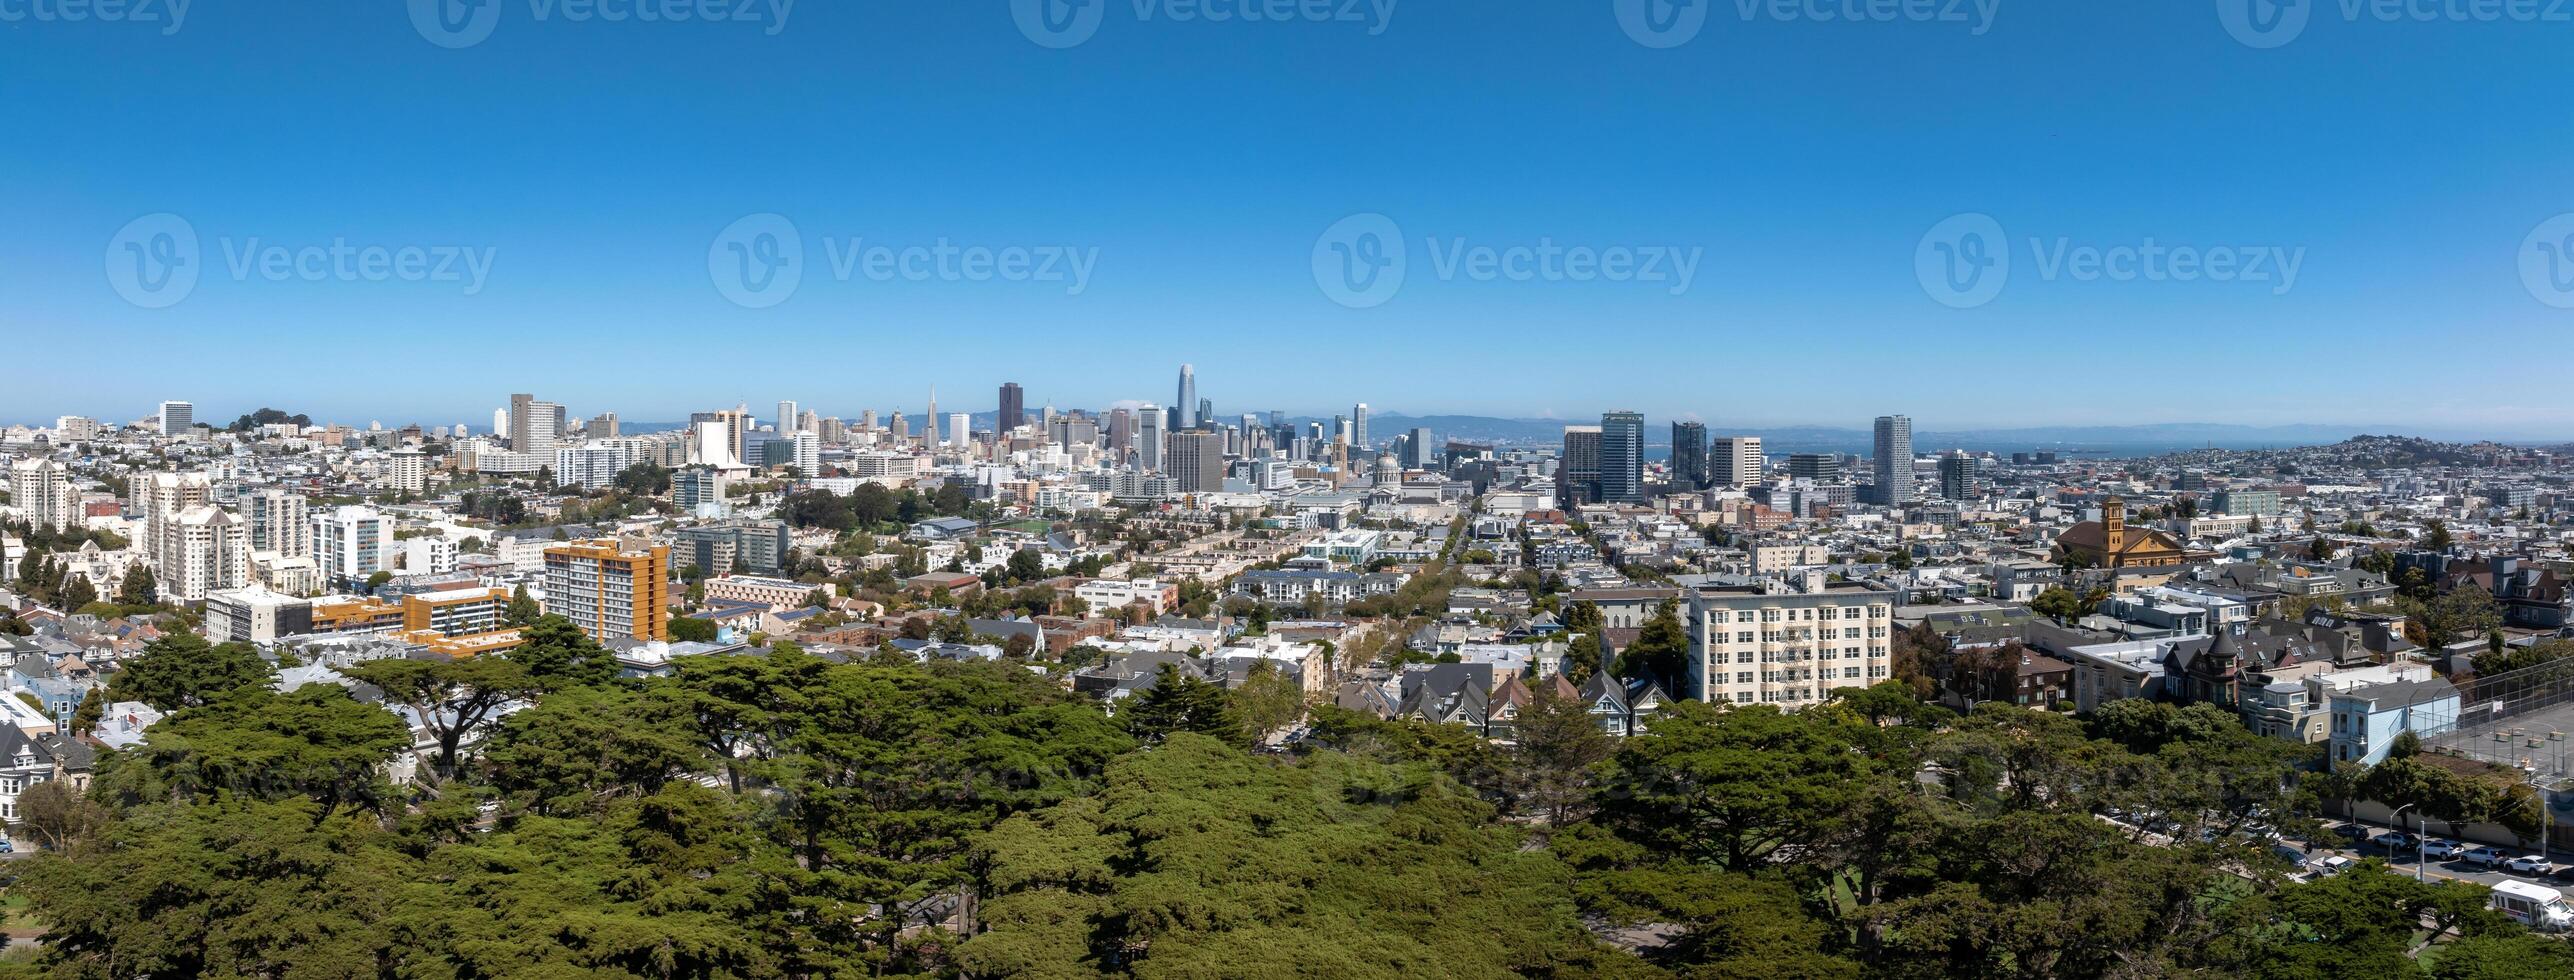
[{"xmin": 4, "ymin": 2, "xmax": 2571, "ymax": 435}]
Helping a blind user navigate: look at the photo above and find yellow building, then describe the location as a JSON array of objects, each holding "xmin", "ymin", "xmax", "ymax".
[
  {"xmin": 2054, "ymin": 497, "xmax": 2185, "ymax": 570},
  {"xmin": 542, "ymin": 539, "xmax": 669, "ymax": 643}
]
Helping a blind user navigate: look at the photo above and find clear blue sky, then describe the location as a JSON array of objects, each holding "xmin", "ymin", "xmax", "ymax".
[{"xmin": 4, "ymin": 3, "xmax": 2570, "ymax": 435}]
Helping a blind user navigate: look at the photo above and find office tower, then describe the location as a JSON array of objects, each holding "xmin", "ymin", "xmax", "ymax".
[
  {"xmin": 161, "ymin": 506, "xmax": 248, "ymax": 603},
  {"xmin": 1873, "ymin": 415, "xmax": 1914, "ymax": 507},
  {"xmin": 1787, "ymin": 453, "xmax": 1840, "ymax": 483},
  {"xmin": 493, "ymin": 407, "xmax": 509, "ymax": 437},
  {"xmin": 1938, "ymin": 451, "xmax": 1978, "ymax": 501},
  {"xmin": 1688, "ymin": 579, "xmax": 1895, "ymax": 707},
  {"xmin": 925, "ymin": 389, "xmax": 939, "ymax": 445},
  {"xmin": 158, "ymin": 400, "xmax": 194, "ymax": 435},
  {"xmin": 1351, "ymin": 403, "xmax": 1369, "ymax": 450},
  {"xmin": 389, "ymin": 449, "xmax": 427, "ymax": 494},
  {"xmin": 776, "ymin": 400, "xmax": 798, "ymax": 434},
  {"xmin": 859, "ymin": 409, "xmax": 878, "ymax": 430},
  {"xmin": 588, "ymin": 413, "xmax": 620, "ymax": 439},
  {"xmin": 1599, "ymin": 411, "xmax": 1644, "ymax": 504},
  {"xmin": 1402, "ymin": 426, "xmax": 1434, "ymax": 469},
  {"xmin": 8, "ymin": 458, "xmax": 76, "ymax": 533},
  {"xmin": 792, "ymin": 432, "xmax": 819, "ymax": 474},
  {"xmin": 313, "ymin": 505, "xmax": 393, "ymax": 589},
  {"xmin": 1174, "ymin": 365, "xmax": 1198, "ymax": 430},
  {"xmin": 673, "ymin": 467, "xmax": 727, "ymax": 512},
  {"xmin": 1713, "ymin": 436, "xmax": 1764, "ymax": 489},
  {"xmin": 1559, "ymin": 425, "xmax": 1602, "ymax": 510},
  {"xmin": 242, "ymin": 488, "xmax": 312, "ymax": 559},
  {"xmin": 1166, "ymin": 429, "xmax": 1224, "ymax": 493},
  {"xmin": 1136, "ymin": 404, "xmax": 1165, "ymax": 472},
  {"xmin": 998, "ymin": 383, "xmax": 1025, "ymax": 432},
  {"xmin": 542, "ymin": 539, "xmax": 669, "ymax": 643},
  {"xmin": 947, "ymin": 413, "xmax": 971, "ymax": 448},
  {"xmin": 1671, "ymin": 421, "xmax": 1709, "ymax": 490},
  {"xmin": 1108, "ymin": 407, "xmax": 1134, "ymax": 457},
  {"xmin": 889, "ymin": 411, "xmax": 909, "ymax": 440}
]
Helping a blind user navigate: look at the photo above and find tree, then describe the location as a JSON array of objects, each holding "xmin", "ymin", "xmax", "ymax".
[
  {"xmin": 1563, "ymin": 632, "xmax": 1603, "ymax": 687},
  {"xmin": 124, "ymin": 684, "xmax": 414, "ymax": 819},
  {"xmin": 342, "ymin": 656, "xmax": 540, "ymax": 783},
  {"xmin": 1613, "ymin": 600, "xmax": 1690, "ymax": 694},
  {"xmin": 1004, "ymin": 548, "xmax": 1044, "ymax": 583},
  {"xmin": 2425, "ymin": 518, "xmax": 2454, "ymax": 553},
  {"xmin": 509, "ymin": 615, "xmax": 616, "ymax": 690},
  {"xmin": 1597, "ymin": 701, "xmax": 1869, "ymax": 872},
  {"xmin": 2030, "ymin": 586, "xmax": 2084, "ymax": 624},
  {"xmin": 503, "ymin": 584, "xmax": 540, "ymax": 626},
  {"xmin": 108, "ymin": 633, "xmax": 276, "ymax": 711},
  {"xmin": 70, "ymin": 686, "xmax": 105, "ymax": 736},
  {"xmin": 1124, "ymin": 662, "xmax": 1239, "ymax": 745},
  {"xmin": 116, "ymin": 563, "xmax": 158, "ymax": 606},
  {"xmin": 2309, "ymin": 536, "xmax": 2339, "ymax": 561},
  {"xmin": 1229, "ymin": 659, "xmax": 1304, "ymax": 743},
  {"xmin": 1512, "ymin": 687, "xmax": 1613, "ymax": 825},
  {"xmin": 59, "ymin": 572, "xmax": 98, "ymax": 611},
  {"xmin": 15, "ymin": 778, "xmax": 103, "ymax": 850},
  {"xmin": 668, "ymin": 615, "xmax": 719, "ymax": 643}
]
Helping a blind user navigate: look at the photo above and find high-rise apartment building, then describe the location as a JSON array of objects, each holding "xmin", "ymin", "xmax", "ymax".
[
  {"xmin": 388, "ymin": 450, "xmax": 427, "ymax": 494},
  {"xmin": 542, "ymin": 539, "xmax": 669, "ymax": 643},
  {"xmin": 509, "ymin": 394, "xmax": 567, "ymax": 455},
  {"xmin": 792, "ymin": 432, "xmax": 819, "ymax": 474},
  {"xmin": 1873, "ymin": 415, "xmax": 1914, "ymax": 507},
  {"xmin": 1559, "ymin": 425, "xmax": 1602, "ymax": 510},
  {"xmin": 161, "ymin": 506, "xmax": 248, "ymax": 603},
  {"xmin": 8, "ymin": 458, "xmax": 76, "ymax": 532},
  {"xmin": 1938, "ymin": 451, "xmax": 1978, "ymax": 501},
  {"xmin": 1671, "ymin": 421, "xmax": 1708, "ymax": 491},
  {"xmin": 1166, "ymin": 429, "xmax": 1225, "ymax": 493},
  {"xmin": 53, "ymin": 417, "xmax": 99, "ymax": 442},
  {"xmin": 139, "ymin": 471, "xmax": 214, "ymax": 581},
  {"xmin": 998, "ymin": 383, "xmax": 1026, "ymax": 433},
  {"xmin": 313, "ymin": 505, "xmax": 393, "ymax": 589},
  {"xmin": 776, "ymin": 400, "xmax": 798, "ymax": 434},
  {"xmin": 1598, "ymin": 411, "xmax": 1645, "ymax": 504},
  {"xmin": 157, "ymin": 400, "xmax": 194, "ymax": 436},
  {"xmin": 1713, "ymin": 436, "xmax": 1763, "ymax": 489},
  {"xmin": 1687, "ymin": 577, "xmax": 1896, "ymax": 709}
]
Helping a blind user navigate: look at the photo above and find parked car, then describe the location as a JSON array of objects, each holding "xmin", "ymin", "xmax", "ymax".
[
  {"xmin": 2305, "ymin": 854, "xmax": 2356, "ymax": 877},
  {"xmin": 2507, "ymin": 855, "xmax": 2557, "ymax": 874},
  {"xmin": 2464, "ymin": 846, "xmax": 2511, "ymax": 867},
  {"xmin": 2420, "ymin": 838, "xmax": 2464, "ymax": 860},
  {"xmin": 2550, "ymin": 864, "xmax": 2574, "ymax": 885},
  {"xmin": 2334, "ymin": 823, "xmax": 2371, "ymax": 842},
  {"xmin": 2371, "ymin": 830, "xmax": 2417, "ymax": 850}
]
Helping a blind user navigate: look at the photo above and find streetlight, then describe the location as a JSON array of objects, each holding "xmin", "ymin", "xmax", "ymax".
[{"xmin": 2392, "ymin": 802, "xmax": 2425, "ymax": 883}]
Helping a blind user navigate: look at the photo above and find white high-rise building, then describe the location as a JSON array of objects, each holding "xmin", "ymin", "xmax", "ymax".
[
  {"xmin": 162, "ymin": 506, "xmax": 249, "ymax": 603},
  {"xmin": 242, "ymin": 488, "xmax": 312, "ymax": 560},
  {"xmin": 493, "ymin": 407, "xmax": 510, "ymax": 437},
  {"xmin": 52, "ymin": 417, "xmax": 99, "ymax": 442},
  {"xmin": 777, "ymin": 400, "xmax": 799, "ymax": 434},
  {"xmin": 556, "ymin": 440, "xmax": 650, "ymax": 491},
  {"xmin": 403, "ymin": 536, "xmax": 459, "ymax": 576},
  {"xmin": 792, "ymin": 431, "xmax": 820, "ymax": 474},
  {"xmin": 948, "ymin": 413, "xmax": 971, "ymax": 449},
  {"xmin": 1713, "ymin": 436, "xmax": 1764, "ymax": 489},
  {"xmin": 139, "ymin": 471, "xmax": 214, "ymax": 578},
  {"xmin": 8, "ymin": 458, "xmax": 77, "ymax": 533},
  {"xmin": 388, "ymin": 450, "xmax": 427, "ymax": 494},
  {"xmin": 157, "ymin": 401, "xmax": 194, "ymax": 436},
  {"xmin": 312, "ymin": 505, "xmax": 393, "ymax": 588}
]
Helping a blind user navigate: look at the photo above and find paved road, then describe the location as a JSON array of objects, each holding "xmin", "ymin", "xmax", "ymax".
[{"xmin": 2297, "ymin": 818, "xmax": 2571, "ymax": 890}]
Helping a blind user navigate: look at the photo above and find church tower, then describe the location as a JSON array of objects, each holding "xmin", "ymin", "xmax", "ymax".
[{"xmin": 2102, "ymin": 497, "xmax": 2127, "ymax": 564}]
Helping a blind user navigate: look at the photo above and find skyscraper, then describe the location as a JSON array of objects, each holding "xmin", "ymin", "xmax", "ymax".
[
  {"xmin": 7, "ymin": 458, "xmax": 75, "ymax": 533},
  {"xmin": 509, "ymin": 394, "xmax": 566, "ymax": 454},
  {"xmin": 925, "ymin": 388, "xmax": 939, "ymax": 446},
  {"xmin": 1174, "ymin": 365, "xmax": 1198, "ymax": 430},
  {"xmin": 1938, "ymin": 451, "xmax": 1978, "ymax": 501},
  {"xmin": 776, "ymin": 400, "xmax": 798, "ymax": 434},
  {"xmin": 1599, "ymin": 411, "xmax": 1644, "ymax": 504},
  {"xmin": 1873, "ymin": 415, "xmax": 1914, "ymax": 507},
  {"xmin": 1671, "ymin": 421, "xmax": 1708, "ymax": 490},
  {"xmin": 1137, "ymin": 403, "xmax": 1164, "ymax": 472},
  {"xmin": 542, "ymin": 539, "xmax": 669, "ymax": 643},
  {"xmin": 1402, "ymin": 426, "xmax": 1434, "ymax": 469},
  {"xmin": 158, "ymin": 400, "xmax": 194, "ymax": 436},
  {"xmin": 1712, "ymin": 436, "xmax": 1763, "ymax": 488},
  {"xmin": 998, "ymin": 382, "xmax": 1026, "ymax": 432},
  {"xmin": 1351, "ymin": 403, "xmax": 1369, "ymax": 451},
  {"xmin": 1166, "ymin": 429, "xmax": 1224, "ymax": 493},
  {"xmin": 1108, "ymin": 407, "xmax": 1134, "ymax": 458},
  {"xmin": 1559, "ymin": 425, "xmax": 1601, "ymax": 510}
]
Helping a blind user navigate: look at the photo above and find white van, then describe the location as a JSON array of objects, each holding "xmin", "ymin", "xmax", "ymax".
[{"xmin": 2489, "ymin": 879, "xmax": 2574, "ymax": 932}]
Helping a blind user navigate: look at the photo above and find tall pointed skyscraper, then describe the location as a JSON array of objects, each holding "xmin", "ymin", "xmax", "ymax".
[
  {"xmin": 926, "ymin": 387, "xmax": 939, "ymax": 445},
  {"xmin": 1174, "ymin": 364, "xmax": 1198, "ymax": 430}
]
